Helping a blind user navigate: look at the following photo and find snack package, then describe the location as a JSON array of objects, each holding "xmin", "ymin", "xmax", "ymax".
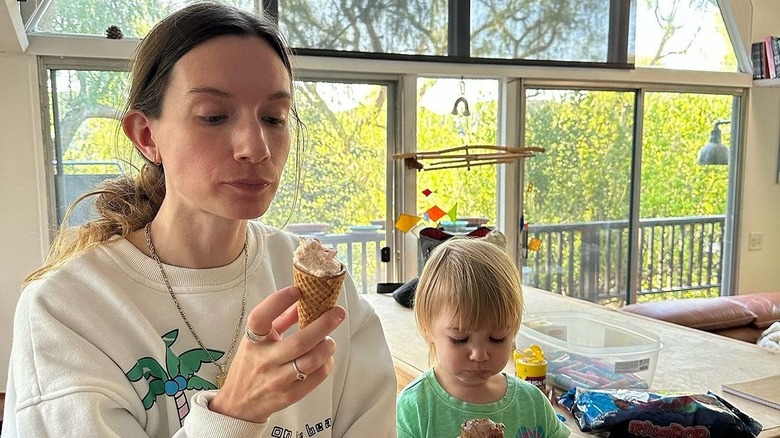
[
  {"xmin": 558, "ymin": 388, "xmax": 763, "ymax": 438},
  {"xmin": 293, "ymin": 237, "xmax": 346, "ymax": 327},
  {"xmin": 457, "ymin": 418, "xmax": 505, "ymax": 438}
]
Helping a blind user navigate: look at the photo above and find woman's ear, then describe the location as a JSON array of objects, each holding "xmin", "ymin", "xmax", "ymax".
[{"xmin": 123, "ymin": 110, "xmax": 159, "ymax": 164}]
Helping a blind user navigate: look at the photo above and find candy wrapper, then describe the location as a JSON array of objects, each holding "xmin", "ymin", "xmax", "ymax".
[{"xmin": 558, "ymin": 388, "xmax": 762, "ymax": 438}]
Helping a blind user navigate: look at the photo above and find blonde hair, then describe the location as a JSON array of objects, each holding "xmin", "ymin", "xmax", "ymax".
[
  {"xmin": 24, "ymin": 3, "xmax": 304, "ymax": 285},
  {"xmin": 414, "ymin": 238, "xmax": 523, "ymax": 361}
]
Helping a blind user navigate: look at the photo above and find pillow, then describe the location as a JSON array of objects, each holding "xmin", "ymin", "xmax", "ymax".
[{"xmin": 724, "ymin": 292, "xmax": 780, "ymax": 329}]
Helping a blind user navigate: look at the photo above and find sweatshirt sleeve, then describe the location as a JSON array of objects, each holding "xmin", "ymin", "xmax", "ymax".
[
  {"xmin": 330, "ymin": 277, "xmax": 398, "ymax": 437},
  {"xmin": 179, "ymin": 391, "xmax": 267, "ymax": 437},
  {"xmin": 4, "ymin": 279, "xmax": 267, "ymax": 438}
]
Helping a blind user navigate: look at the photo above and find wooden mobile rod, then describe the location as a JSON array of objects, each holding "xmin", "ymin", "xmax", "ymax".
[{"xmin": 393, "ymin": 145, "xmax": 545, "ymax": 171}]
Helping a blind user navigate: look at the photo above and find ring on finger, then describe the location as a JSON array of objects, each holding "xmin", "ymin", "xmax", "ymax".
[
  {"xmin": 292, "ymin": 359, "xmax": 307, "ymax": 381},
  {"xmin": 245, "ymin": 326, "xmax": 271, "ymax": 344}
]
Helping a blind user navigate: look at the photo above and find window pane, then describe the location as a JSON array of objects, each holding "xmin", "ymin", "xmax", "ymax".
[
  {"xmin": 279, "ymin": 0, "xmax": 448, "ymax": 55},
  {"xmin": 266, "ymin": 81, "xmax": 390, "ymax": 293},
  {"xmin": 638, "ymin": 92, "xmax": 734, "ymax": 301},
  {"xmin": 523, "ymin": 89, "xmax": 635, "ymax": 304},
  {"xmin": 35, "ymin": 0, "xmax": 174, "ymax": 37},
  {"xmin": 49, "ymin": 69, "xmax": 131, "ymax": 225},
  {"xmin": 634, "ymin": 0, "xmax": 737, "ymax": 71},
  {"xmin": 471, "ymin": 0, "xmax": 614, "ymax": 62},
  {"xmin": 415, "ymin": 77, "xmax": 499, "ymax": 244}
]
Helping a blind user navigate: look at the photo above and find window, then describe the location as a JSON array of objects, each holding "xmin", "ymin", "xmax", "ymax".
[
  {"xmin": 522, "ymin": 85, "xmax": 740, "ymax": 305},
  {"xmin": 267, "ymin": 80, "xmax": 394, "ymax": 293},
  {"xmin": 638, "ymin": 92, "xmax": 734, "ymax": 301},
  {"xmin": 523, "ymin": 88, "xmax": 635, "ymax": 303},
  {"xmin": 415, "ymin": 77, "xmax": 499, "ymax": 231},
  {"xmin": 471, "ymin": 0, "xmax": 613, "ymax": 62},
  {"xmin": 634, "ymin": 0, "xmax": 738, "ymax": 72},
  {"xmin": 279, "ymin": 0, "xmax": 448, "ymax": 55},
  {"xmin": 46, "ymin": 68, "xmax": 130, "ymax": 224}
]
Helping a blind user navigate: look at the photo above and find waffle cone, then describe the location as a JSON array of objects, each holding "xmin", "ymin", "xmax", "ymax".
[{"xmin": 294, "ymin": 264, "xmax": 346, "ymax": 328}]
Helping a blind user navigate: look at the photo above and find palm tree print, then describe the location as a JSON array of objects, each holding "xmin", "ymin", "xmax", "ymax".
[{"xmin": 126, "ymin": 329, "xmax": 223, "ymax": 425}]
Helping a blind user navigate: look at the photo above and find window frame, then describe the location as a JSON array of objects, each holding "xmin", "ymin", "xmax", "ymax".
[{"xmin": 37, "ymin": 45, "xmax": 749, "ymax": 300}]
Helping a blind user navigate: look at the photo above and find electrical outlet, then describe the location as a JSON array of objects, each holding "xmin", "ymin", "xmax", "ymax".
[{"xmin": 749, "ymin": 231, "xmax": 763, "ymax": 251}]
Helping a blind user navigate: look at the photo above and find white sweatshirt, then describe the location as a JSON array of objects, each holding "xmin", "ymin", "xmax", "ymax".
[{"xmin": 3, "ymin": 221, "xmax": 397, "ymax": 437}]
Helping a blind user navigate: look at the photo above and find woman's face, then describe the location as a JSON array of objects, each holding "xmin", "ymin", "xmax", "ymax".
[{"xmin": 147, "ymin": 35, "xmax": 292, "ymax": 221}]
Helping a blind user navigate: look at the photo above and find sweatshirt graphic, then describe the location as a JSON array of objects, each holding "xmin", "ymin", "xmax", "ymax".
[{"xmin": 125, "ymin": 329, "xmax": 221, "ymax": 425}]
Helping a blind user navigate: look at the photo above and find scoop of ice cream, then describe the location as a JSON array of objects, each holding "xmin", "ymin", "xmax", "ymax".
[
  {"xmin": 458, "ymin": 419, "xmax": 505, "ymax": 438},
  {"xmin": 293, "ymin": 237, "xmax": 344, "ymax": 277}
]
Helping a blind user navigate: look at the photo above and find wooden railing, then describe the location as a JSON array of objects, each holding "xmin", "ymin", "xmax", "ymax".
[
  {"xmin": 524, "ymin": 215, "xmax": 725, "ymax": 303},
  {"xmin": 317, "ymin": 232, "xmax": 386, "ymax": 294},
  {"xmin": 305, "ymin": 215, "xmax": 725, "ymax": 301}
]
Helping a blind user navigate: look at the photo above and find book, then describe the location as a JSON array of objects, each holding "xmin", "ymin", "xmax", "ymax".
[
  {"xmin": 722, "ymin": 374, "xmax": 780, "ymax": 411},
  {"xmin": 765, "ymin": 36, "xmax": 777, "ymax": 79},
  {"xmin": 752, "ymin": 42, "xmax": 766, "ymax": 79},
  {"xmin": 771, "ymin": 36, "xmax": 780, "ymax": 79}
]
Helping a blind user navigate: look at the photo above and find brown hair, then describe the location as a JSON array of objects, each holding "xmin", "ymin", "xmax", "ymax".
[
  {"xmin": 25, "ymin": 2, "xmax": 305, "ymax": 284},
  {"xmin": 414, "ymin": 238, "xmax": 524, "ymax": 362}
]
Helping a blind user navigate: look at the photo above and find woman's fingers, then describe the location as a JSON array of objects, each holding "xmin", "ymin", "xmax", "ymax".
[
  {"xmin": 244, "ymin": 286, "xmax": 301, "ymax": 342},
  {"xmin": 210, "ymin": 291, "xmax": 346, "ymax": 423},
  {"xmin": 287, "ymin": 335, "xmax": 337, "ymax": 382}
]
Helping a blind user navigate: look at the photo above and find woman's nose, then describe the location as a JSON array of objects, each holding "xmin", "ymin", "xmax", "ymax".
[{"xmin": 234, "ymin": 121, "xmax": 271, "ymax": 163}]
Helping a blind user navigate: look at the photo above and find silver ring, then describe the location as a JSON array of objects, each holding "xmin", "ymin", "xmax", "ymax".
[
  {"xmin": 292, "ymin": 359, "xmax": 307, "ymax": 381},
  {"xmin": 245, "ymin": 326, "xmax": 271, "ymax": 343}
]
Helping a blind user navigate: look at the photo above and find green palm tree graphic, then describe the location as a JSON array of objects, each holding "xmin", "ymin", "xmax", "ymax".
[{"xmin": 126, "ymin": 329, "xmax": 222, "ymax": 425}]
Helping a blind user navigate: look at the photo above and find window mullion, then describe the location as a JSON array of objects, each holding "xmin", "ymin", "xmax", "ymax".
[
  {"xmin": 448, "ymin": 0, "xmax": 470, "ymax": 58},
  {"xmin": 607, "ymin": 0, "xmax": 632, "ymax": 65}
]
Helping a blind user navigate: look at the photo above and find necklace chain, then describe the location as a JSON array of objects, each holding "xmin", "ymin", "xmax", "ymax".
[{"xmin": 144, "ymin": 222, "xmax": 247, "ymax": 388}]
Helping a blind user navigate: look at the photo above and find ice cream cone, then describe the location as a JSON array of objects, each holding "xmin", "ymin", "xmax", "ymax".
[{"xmin": 294, "ymin": 264, "xmax": 346, "ymax": 328}]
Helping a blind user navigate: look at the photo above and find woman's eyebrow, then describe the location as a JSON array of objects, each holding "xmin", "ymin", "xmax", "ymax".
[
  {"xmin": 268, "ymin": 90, "xmax": 292, "ymax": 101},
  {"xmin": 188, "ymin": 86, "xmax": 232, "ymax": 98}
]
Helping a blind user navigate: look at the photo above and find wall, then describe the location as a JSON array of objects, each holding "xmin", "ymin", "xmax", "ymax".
[
  {"xmin": 737, "ymin": 0, "xmax": 780, "ymax": 293},
  {"xmin": 0, "ymin": 52, "xmax": 48, "ymax": 391}
]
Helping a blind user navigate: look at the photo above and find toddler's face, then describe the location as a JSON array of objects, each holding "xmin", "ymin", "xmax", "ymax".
[{"xmin": 427, "ymin": 307, "xmax": 513, "ymax": 391}]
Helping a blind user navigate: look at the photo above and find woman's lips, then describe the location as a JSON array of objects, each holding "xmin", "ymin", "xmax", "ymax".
[{"xmin": 226, "ymin": 179, "xmax": 272, "ymax": 191}]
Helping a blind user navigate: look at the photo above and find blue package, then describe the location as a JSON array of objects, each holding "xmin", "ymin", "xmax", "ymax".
[{"xmin": 558, "ymin": 388, "xmax": 762, "ymax": 438}]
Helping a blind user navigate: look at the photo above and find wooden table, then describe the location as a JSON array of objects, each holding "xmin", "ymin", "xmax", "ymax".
[{"xmin": 363, "ymin": 287, "xmax": 780, "ymax": 437}]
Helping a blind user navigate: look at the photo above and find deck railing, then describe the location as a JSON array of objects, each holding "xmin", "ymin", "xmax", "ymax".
[
  {"xmin": 525, "ymin": 215, "xmax": 725, "ymax": 302},
  {"xmin": 317, "ymin": 232, "xmax": 385, "ymax": 294},
  {"xmin": 277, "ymin": 215, "xmax": 727, "ymax": 301}
]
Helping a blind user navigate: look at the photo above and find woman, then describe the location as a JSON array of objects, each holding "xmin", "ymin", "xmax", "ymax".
[{"xmin": 3, "ymin": 2, "xmax": 396, "ymax": 437}]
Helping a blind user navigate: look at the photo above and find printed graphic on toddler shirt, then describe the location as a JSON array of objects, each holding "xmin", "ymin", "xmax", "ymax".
[{"xmin": 126, "ymin": 329, "xmax": 222, "ymax": 425}]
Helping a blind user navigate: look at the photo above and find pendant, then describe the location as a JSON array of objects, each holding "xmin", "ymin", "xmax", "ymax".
[{"xmin": 216, "ymin": 371, "xmax": 227, "ymax": 389}]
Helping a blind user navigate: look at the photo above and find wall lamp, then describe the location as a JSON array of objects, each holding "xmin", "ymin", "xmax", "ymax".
[{"xmin": 697, "ymin": 120, "xmax": 730, "ymax": 166}]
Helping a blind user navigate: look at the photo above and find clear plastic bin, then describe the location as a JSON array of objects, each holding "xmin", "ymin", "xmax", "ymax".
[{"xmin": 515, "ymin": 312, "xmax": 662, "ymax": 391}]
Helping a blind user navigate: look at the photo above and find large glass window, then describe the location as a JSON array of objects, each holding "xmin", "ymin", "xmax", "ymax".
[
  {"xmin": 523, "ymin": 89, "xmax": 635, "ymax": 304},
  {"xmin": 638, "ymin": 92, "xmax": 733, "ymax": 301},
  {"xmin": 415, "ymin": 77, "xmax": 499, "ymax": 232},
  {"xmin": 46, "ymin": 68, "xmax": 130, "ymax": 224},
  {"xmin": 471, "ymin": 0, "xmax": 613, "ymax": 62},
  {"xmin": 523, "ymin": 86, "xmax": 738, "ymax": 305},
  {"xmin": 279, "ymin": 0, "xmax": 448, "ymax": 55},
  {"xmin": 46, "ymin": 69, "xmax": 394, "ymax": 294},
  {"xmin": 634, "ymin": 0, "xmax": 738, "ymax": 72},
  {"xmin": 267, "ymin": 80, "xmax": 392, "ymax": 293}
]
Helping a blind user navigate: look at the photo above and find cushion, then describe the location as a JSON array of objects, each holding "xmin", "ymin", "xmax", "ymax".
[
  {"xmin": 622, "ymin": 298, "xmax": 757, "ymax": 331},
  {"xmin": 723, "ymin": 292, "xmax": 780, "ymax": 329},
  {"xmin": 712, "ymin": 326, "xmax": 763, "ymax": 344}
]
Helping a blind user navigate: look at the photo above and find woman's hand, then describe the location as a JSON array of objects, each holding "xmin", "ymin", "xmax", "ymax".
[{"xmin": 209, "ymin": 286, "xmax": 346, "ymax": 423}]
